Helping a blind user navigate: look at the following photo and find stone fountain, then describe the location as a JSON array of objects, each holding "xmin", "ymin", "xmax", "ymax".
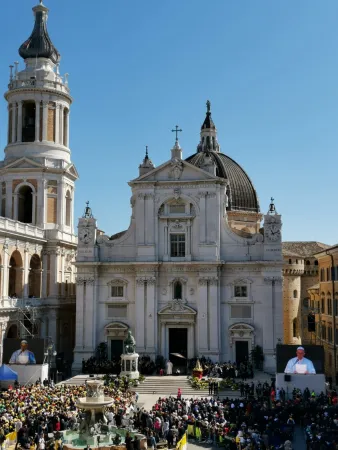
[{"xmin": 76, "ymin": 379, "xmax": 114, "ymax": 425}]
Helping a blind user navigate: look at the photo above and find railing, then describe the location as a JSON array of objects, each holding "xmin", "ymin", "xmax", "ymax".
[
  {"xmin": 8, "ymin": 79, "xmax": 70, "ymax": 95},
  {"xmin": 0, "ymin": 217, "xmax": 45, "ymax": 239},
  {"xmin": 0, "ymin": 295, "xmax": 76, "ymax": 308}
]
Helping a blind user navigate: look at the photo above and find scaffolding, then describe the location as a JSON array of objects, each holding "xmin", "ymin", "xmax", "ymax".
[{"xmin": 12, "ymin": 299, "xmax": 41, "ymax": 340}]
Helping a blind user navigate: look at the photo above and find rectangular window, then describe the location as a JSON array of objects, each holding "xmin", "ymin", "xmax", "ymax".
[
  {"xmin": 170, "ymin": 234, "xmax": 185, "ymax": 257},
  {"xmin": 111, "ymin": 286, "xmax": 124, "ymax": 297},
  {"xmin": 169, "ymin": 204, "xmax": 185, "ymax": 214},
  {"xmin": 327, "ymin": 267, "xmax": 331, "ymax": 281},
  {"xmin": 107, "ymin": 305, "xmax": 127, "ymax": 318},
  {"xmin": 230, "ymin": 305, "xmax": 252, "ymax": 319},
  {"xmin": 234, "ymin": 286, "xmax": 248, "ymax": 297}
]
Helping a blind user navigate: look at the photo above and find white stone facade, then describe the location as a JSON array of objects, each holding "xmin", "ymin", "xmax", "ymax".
[{"xmin": 74, "ymin": 134, "xmax": 284, "ymax": 373}]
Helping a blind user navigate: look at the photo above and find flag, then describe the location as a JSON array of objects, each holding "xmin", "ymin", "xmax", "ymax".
[{"xmin": 176, "ymin": 433, "xmax": 187, "ymax": 450}]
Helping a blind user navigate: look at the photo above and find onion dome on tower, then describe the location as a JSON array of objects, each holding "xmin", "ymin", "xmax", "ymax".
[
  {"xmin": 19, "ymin": 0, "xmax": 60, "ymax": 64},
  {"xmin": 186, "ymin": 101, "xmax": 260, "ymax": 212}
]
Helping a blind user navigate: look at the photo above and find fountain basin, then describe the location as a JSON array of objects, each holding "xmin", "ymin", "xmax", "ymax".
[{"xmin": 76, "ymin": 397, "xmax": 114, "ymax": 409}]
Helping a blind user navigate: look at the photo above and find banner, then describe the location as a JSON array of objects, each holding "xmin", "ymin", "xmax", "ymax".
[{"xmin": 176, "ymin": 433, "xmax": 187, "ymax": 450}]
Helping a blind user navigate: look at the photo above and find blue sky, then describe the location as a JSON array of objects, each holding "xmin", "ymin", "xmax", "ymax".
[{"xmin": 1, "ymin": 0, "xmax": 338, "ymax": 244}]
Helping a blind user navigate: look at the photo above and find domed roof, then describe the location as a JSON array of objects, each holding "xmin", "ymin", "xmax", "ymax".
[
  {"xmin": 186, "ymin": 151, "xmax": 260, "ymax": 212},
  {"xmin": 19, "ymin": 3, "xmax": 60, "ymax": 64}
]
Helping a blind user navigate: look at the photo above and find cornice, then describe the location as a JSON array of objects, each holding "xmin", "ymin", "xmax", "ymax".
[{"xmin": 5, "ymin": 88, "xmax": 73, "ymax": 103}]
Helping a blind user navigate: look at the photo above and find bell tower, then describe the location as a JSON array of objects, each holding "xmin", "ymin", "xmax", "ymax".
[{"xmin": 1, "ymin": 0, "xmax": 78, "ymax": 236}]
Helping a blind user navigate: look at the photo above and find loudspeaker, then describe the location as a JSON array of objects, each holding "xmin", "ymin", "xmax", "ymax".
[{"xmin": 284, "ymin": 374, "xmax": 291, "ymax": 382}]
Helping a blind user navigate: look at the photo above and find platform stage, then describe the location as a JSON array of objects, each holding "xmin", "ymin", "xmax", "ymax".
[
  {"xmin": 276, "ymin": 373, "xmax": 327, "ymax": 398},
  {"xmin": 8, "ymin": 364, "xmax": 49, "ymax": 385}
]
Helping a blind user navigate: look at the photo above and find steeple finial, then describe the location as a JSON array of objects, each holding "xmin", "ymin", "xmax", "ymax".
[
  {"xmin": 145, "ymin": 145, "xmax": 149, "ymax": 159},
  {"xmin": 268, "ymin": 197, "xmax": 277, "ymax": 215},
  {"xmin": 19, "ymin": 1, "xmax": 60, "ymax": 64},
  {"xmin": 206, "ymin": 99, "xmax": 211, "ymax": 114},
  {"xmin": 83, "ymin": 201, "xmax": 93, "ymax": 219}
]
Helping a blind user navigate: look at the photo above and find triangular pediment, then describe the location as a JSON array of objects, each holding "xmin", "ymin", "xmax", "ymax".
[
  {"xmin": 65, "ymin": 163, "xmax": 79, "ymax": 179},
  {"xmin": 131, "ymin": 159, "xmax": 218, "ymax": 184},
  {"xmin": 3, "ymin": 157, "xmax": 44, "ymax": 170}
]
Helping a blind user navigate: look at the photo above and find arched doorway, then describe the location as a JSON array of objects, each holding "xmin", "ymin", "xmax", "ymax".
[
  {"xmin": 18, "ymin": 185, "xmax": 33, "ymax": 223},
  {"xmin": 8, "ymin": 250, "xmax": 23, "ymax": 297},
  {"xmin": 29, "ymin": 254, "xmax": 41, "ymax": 298},
  {"xmin": 7, "ymin": 324, "xmax": 18, "ymax": 338}
]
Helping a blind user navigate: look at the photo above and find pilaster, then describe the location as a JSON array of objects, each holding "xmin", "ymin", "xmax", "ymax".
[
  {"xmin": 49, "ymin": 248, "xmax": 60, "ymax": 297},
  {"xmin": 17, "ymin": 101, "xmax": 23, "ymax": 143},
  {"xmin": 42, "ymin": 101, "xmax": 48, "ymax": 142},
  {"xmin": 135, "ymin": 277, "xmax": 145, "ymax": 351},
  {"xmin": 146, "ymin": 277, "xmax": 156, "ymax": 355},
  {"xmin": 5, "ymin": 181, "xmax": 12, "ymax": 219},
  {"xmin": 1, "ymin": 244, "xmax": 9, "ymax": 299},
  {"xmin": 23, "ymin": 247, "xmax": 30, "ymax": 298},
  {"xmin": 11, "ymin": 103, "xmax": 17, "ymax": 144},
  {"xmin": 41, "ymin": 251, "xmax": 48, "ymax": 298},
  {"xmin": 197, "ymin": 277, "xmax": 208, "ymax": 353},
  {"xmin": 35, "ymin": 100, "xmax": 40, "ymax": 142}
]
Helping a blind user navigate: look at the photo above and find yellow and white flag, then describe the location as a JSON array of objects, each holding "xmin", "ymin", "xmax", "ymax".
[{"xmin": 176, "ymin": 433, "xmax": 187, "ymax": 450}]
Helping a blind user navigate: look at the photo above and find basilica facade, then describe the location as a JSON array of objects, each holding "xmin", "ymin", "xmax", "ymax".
[{"xmin": 74, "ymin": 105, "xmax": 284, "ymax": 373}]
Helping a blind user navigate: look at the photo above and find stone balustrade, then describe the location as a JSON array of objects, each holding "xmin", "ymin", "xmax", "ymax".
[{"xmin": 0, "ymin": 217, "xmax": 45, "ymax": 239}]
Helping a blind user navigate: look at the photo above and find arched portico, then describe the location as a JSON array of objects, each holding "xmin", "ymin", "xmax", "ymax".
[
  {"xmin": 228, "ymin": 323, "xmax": 255, "ymax": 364},
  {"xmin": 9, "ymin": 250, "xmax": 23, "ymax": 297},
  {"xmin": 105, "ymin": 322, "xmax": 129, "ymax": 360},
  {"xmin": 158, "ymin": 302, "xmax": 196, "ymax": 360}
]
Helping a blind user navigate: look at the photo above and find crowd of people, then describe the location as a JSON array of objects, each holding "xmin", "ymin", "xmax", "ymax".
[{"xmin": 1, "ymin": 372, "xmax": 338, "ymax": 449}]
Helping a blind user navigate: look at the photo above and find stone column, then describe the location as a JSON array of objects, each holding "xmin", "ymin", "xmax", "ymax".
[
  {"xmin": 55, "ymin": 103, "xmax": 60, "ymax": 144},
  {"xmin": 59, "ymin": 105, "xmax": 64, "ymax": 145},
  {"xmin": 2, "ymin": 244, "xmax": 9, "ymax": 299},
  {"xmin": 11, "ymin": 103, "xmax": 17, "ymax": 143},
  {"xmin": 35, "ymin": 100, "xmax": 40, "ymax": 142},
  {"xmin": 41, "ymin": 251, "xmax": 48, "ymax": 298},
  {"xmin": 136, "ymin": 194, "xmax": 145, "ymax": 245},
  {"xmin": 163, "ymin": 221, "xmax": 169, "ymax": 261},
  {"xmin": 198, "ymin": 277, "xmax": 208, "ymax": 354},
  {"xmin": 58, "ymin": 180, "xmax": 65, "ymax": 229},
  {"xmin": 5, "ymin": 181, "xmax": 12, "ymax": 219},
  {"xmin": 74, "ymin": 279, "xmax": 85, "ymax": 350},
  {"xmin": 83, "ymin": 278, "xmax": 95, "ymax": 352},
  {"xmin": 65, "ymin": 110, "xmax": 70, "ymax": 147},
  {"xmin": 42, "ymin": 101, "xmax": 48, "ymax": 142},
  {"xmin": 49, "ymin": 248, "xmax": 60, "ymax": 297},
  {"xmin": 188, "ymin": 324, "xmax": 194, "ymax": 359},
  {"xmin": 135, "ymin": 278, "xmax": 145, "ymax": 352},
  {"xmin": 209, "ymin": 277, "xmax": 219, "ymax": 358},
  {"xmin": 23, "ymin": 248, "xmax": 30, "ymax": 298},
  {"xmin": 198, "ymin": 192, "xmax": 206, "ymax": 242},
  {"xmin": 37, "ymin": 179, "xmax": 46, "ymax": 227},
  {"xmin": 146, "ymin": 277, "xmax": 156, "ymax": 356},
  {"xmin": 60, "ymin": 251, "xmax": 65, "ymax": 296},
  {"xmin": 17, "ymin": 101, "xmax": 23, "ymax": 143}
]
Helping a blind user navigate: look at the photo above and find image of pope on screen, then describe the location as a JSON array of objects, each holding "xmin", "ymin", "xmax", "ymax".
[
  {"xmin": 284, "ymin": 346, "xmax": 316, "ymax": 374},
  {"xmin": 9, "ymin": 340, "xmax": 36, "ymax": 365}
]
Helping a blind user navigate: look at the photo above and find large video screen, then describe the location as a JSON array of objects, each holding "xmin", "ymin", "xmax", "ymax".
[
  {"xmin": 276, "ymin": 345, "xmax": 324, "ymax": 374},
  {"xmin": 3, "ymin": 338, "xmax": 45, "ymax": 365}
]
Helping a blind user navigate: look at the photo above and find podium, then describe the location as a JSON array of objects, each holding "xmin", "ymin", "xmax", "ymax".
[{"xmin": 9, "ymin": 364, "xmax": 49, "ymax": 384}]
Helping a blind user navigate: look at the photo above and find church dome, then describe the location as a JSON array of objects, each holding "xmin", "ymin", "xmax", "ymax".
[
  {"xmin": 19, "ymin": 2, "xmax": 60, "ymax": 64},
  {"xmin": 186, "ymin": 151, "xmax": 260, "ymax": 212},
  {"xmin": 186, "ymin": 101, "xmax": 260, "ymax": 213}
]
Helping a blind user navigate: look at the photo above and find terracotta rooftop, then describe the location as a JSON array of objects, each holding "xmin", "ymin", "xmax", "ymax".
[{"xmin": 282, "ymin": 241, "xmax": 330, "ymax": 258}]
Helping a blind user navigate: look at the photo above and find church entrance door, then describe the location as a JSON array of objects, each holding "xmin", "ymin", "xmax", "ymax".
[
  {"xmin": 235, "ymin": 341, "xmax": 249, "ymax": 364},
  {"xmin": 169, "ymin": 328, "xmax": 187, "ymax": 373},
  {"xmin": 110, "ymin": 339, "xmax": 123, "ymax": 360}
]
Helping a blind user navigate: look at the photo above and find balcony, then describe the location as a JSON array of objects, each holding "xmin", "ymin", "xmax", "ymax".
[
  {"xmin": 0, "ymin": 217, "xmax": 45, "ymax": 240},
  {"xmin": 7, "ymin": 78, "xmax": 70, "ymax": 96}
]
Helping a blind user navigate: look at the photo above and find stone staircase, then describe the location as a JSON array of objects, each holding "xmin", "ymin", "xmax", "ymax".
[{"xmin": 132, "ymin": 376, "xmax": 239, "ymax": 397}]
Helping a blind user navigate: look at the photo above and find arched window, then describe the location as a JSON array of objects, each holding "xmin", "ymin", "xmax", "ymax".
[
  {"xmin": 28, "ymin": 254, "xmax": 41, "ymax": 298},
  {"xmin": 65, "ymin": 190, "xmax": 71, "ymax": 226},
  {"xmin": 289, "ymin": 259, "xmax": 292, "ymax": 264},
  {"xmin": 293, "ymin": 290, "xmax": 298, "ymax": 299},
  {"xmin": 9, "ymin": 250, "xmax": 23, "ymax": 297},
  {"xmin": 18, "ymin": 185, "xmax": 33, "ymax": 223},
  {"xmin": 22, "ymin": 101, "xmax": 36, "ymax": 142},
  {"xmin": 7, "ymin": 324, "xmax": 18, "ymax": 338},
  {"xmin": 293, "ymin": 319, "xmax": 297, "ymax": 338},
  {"xmin": 174, "ymin": 281, "xmax": 182, "ymax": 299}
]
